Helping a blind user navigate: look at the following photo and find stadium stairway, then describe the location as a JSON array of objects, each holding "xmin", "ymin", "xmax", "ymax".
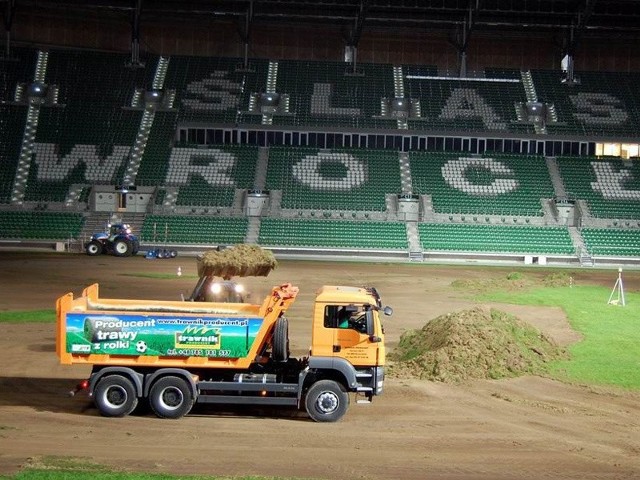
[
  {"xmin": 11, "ymin": 51, "xmax": 49, "ymax": 205},
  {"xmin": 254, "ymin": 147, "xmax": 269, "ymax": 190},
  {"xmin": 405, "ymin": 222, "xmax": 423, "ymax": 261},
  {"xmin": 567, "ymin": 226, "xmax": 593, "ymax": 266},
  {"xmin": 398, "ymin": 151, "xmax": 412, "ymax": 193},
  {"xmin": 122, "ymin": 56, "xmax": 171, "ymax": 186},
  {"xmin": 545, "ymin": 157, "xmax": 568, "ymax": 199},
  {"xmin": 245, "ymin": 217, "xmax": 261, "ymax": 244},
  {"xmin": 420, "ymin": 195, "xmax": 436, "ymax": 222}
]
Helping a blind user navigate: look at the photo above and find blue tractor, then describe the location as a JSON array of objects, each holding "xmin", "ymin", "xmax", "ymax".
[{"xmin": 85, "ymin": 223, "xmax": 140, "ymax": 257}]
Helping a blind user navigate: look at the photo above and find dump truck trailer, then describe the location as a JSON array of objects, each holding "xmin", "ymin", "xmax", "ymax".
[{"xmin": 56, "ymin": 282, "xmax": 391, "ymax": 422}]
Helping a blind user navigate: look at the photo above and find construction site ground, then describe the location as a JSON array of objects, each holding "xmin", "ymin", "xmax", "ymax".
[{"xmin": 0, "ymin": 252, "xmax": 639, "ymax": 479}]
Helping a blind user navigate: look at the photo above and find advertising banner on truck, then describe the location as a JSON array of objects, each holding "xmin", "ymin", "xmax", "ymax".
[{"xmin": 65, "ymin": 313, "xmax": 263, "ymax": 358}]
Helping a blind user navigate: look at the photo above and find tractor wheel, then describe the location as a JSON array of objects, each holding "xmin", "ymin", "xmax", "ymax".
[
  {"xmin": 113, "ymin": 239, "xmax": 133, "ymax": 257},
  {"xmin": 86, "ymin": 240, "xmax": 103, "ymax": 256}
]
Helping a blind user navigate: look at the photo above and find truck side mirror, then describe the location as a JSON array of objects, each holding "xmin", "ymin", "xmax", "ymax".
[{"xmin": 383, "ymin": 306, "xmax": 393, "ymax": 316}]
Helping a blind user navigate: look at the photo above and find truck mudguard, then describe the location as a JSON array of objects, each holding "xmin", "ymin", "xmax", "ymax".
[
  {"xmin": 143, "ymin": 368, "xmax": 198, "ymax": 399},
  {"xmin": 307, "ymin": 356, "xmax": 358, "ymax": 390},
  {"xmin": 89, "ymin": 366, "xmax": 145, "ymax": 397}
]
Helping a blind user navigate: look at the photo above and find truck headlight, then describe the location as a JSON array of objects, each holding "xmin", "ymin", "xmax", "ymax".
[
  {"xmin": 234, "ymin": 284, "xmax": 245, "ymax": 293},
  {"xmin": 210, "ymin": 283, "xmax": 222, "ymax": 294}
]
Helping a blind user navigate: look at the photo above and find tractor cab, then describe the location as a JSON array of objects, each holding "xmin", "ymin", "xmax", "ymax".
[
  {"xmin": 189, "ymin": 277, "xmax": 248, "ymax": 303},
  {"xmin": 108, "ymin": 223, "xmax": 131, "ymax": 238},
  {"xmin": 187, "ymin": 245, "xmax": 276, "ymax": 304}
]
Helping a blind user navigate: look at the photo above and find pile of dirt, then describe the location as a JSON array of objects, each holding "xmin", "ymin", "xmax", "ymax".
[
  {"xmin": 451, "ymin": 271, "xmax": 577, "ymax": 293},
  {"xmin": 387, "ymin": 306, "xmax": 567, "ymax": 383},
  {"xmin": 197, "ymin": 244, "xmax": 277, "ymax": 278},
  {"xmin": 451, "ymin": 272, "xmax": 532, "ymax": 293}
]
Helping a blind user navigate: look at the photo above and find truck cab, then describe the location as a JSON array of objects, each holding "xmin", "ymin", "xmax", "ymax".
[{"xmin": 309, "ymin": 285, "xmax": 389, "ymax": 401}]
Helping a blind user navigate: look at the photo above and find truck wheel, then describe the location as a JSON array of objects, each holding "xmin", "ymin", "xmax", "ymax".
[
  {"xmin": 149, "ymin": 376, "xmax": 194, "ymax": 419},
  {"xmin": 94, "ymin": 375, "xmax": 138, "ymax": 417},
  {"xmin": 113, "ymin": 239, "xmax": 132, "ymax": 257},
  {"xmin": 272, "ymin": 317, "xmax": 289, "ymax": 362},
  {"xmin": 305, "ymin": 380, "xmax": 349, "ymax": 423},
  {"xmin": 86, "ymin": 240, "xmax": 103, "ymax": 256}
]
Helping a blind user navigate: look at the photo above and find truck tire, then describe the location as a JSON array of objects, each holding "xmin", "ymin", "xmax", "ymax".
[
  {"xmin": 149, "ymin": 376, "xmax": 194, "ymax": 419},
  {"xmin": 94, "ymin": 374, "xmax": 138, "ymax": 417},
  {"xmin": 86, "ymin": 240, "xmax": 103, "ymax": 256},
  {"xmin": 304, "ymin": 380, "xmax": 349, "ymax": 423},
  {"xmin": 272, "ymin": 317, "xmax": 289, "ymax": 362},
  {"xmin": 113, "ymin": 239, "xmax": 133, "ymax": 257}
]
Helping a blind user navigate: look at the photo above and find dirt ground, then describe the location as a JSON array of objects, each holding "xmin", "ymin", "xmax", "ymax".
[{"xmin": 0, "ymin": 251, "xmax": 639, "ymax": 479}]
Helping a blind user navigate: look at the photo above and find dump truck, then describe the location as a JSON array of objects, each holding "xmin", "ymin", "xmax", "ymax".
[{"xmin": 56, "ymin": 282, "xmax": 392, "ymax": 422}]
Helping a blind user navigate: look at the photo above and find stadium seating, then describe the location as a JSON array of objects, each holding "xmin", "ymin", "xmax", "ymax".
[
  {"xmin": 0, "ymin": 211, "xmax": 84, "ymax": 239},
  {"xmin": 410, "ymin": 152, "xmax": 553, "ymax": 216},
  {"xmin": 164, "ymin": 145, "xmax": 258, "ymax": 207},
  {"xmin": 0, "ymin": 105, "xmax": 28, "ymax": 203},
  {"xmin": 265, "ymin": 147, "xmax": 401, "ymax": 211},
  {"xmin": 483, "ymin": 68, "xmax": 522, "ymax": 80},
  {"xmin": 418, "ymin": 223, "xmax": 574, "ymax": 254},
  {"xmin": 403, "ymin": 65, "xmax": 531, "ymax": 133},
  {"xmin": 557, "ymin": 156, "xmax": 640, "ymax": 219},
  {"xmin": 135, "ymin": 111, "xmax": 179, "ymax": 187},
  {"xmin": 531, "ymin": 70, "xmax": 640, "ymax": 137},
  {"xmin": 141, "ymin": 215, "xmax": 248, "ymax": 244},
  {"xmin": 273, "ymin": 60, "xmax": 397, "ymax": 129},
  {"xmin": 259, "ymin": 218, "xmax": 408, "ymax": 249},
  {"xmin": 0, "ymin": 49, "xmax": 38, "ymax": 203},
  {"xmin": 28, "ymin": 49, "xmax": 150, "ymax": 202},
  {"xmin": 1, "ymin": 46, "xmax": 640, "ymax": 263},
  {"xmin": 164, "ymin": 56, "xmax": 268, "ymax": 124},
  {"xmin": 582, "ymin": 228, "xmax": 640, "ymax": 257},
  {"xmin": 0, "ymin": 47, "xmax": 37, "ymax": 102}
]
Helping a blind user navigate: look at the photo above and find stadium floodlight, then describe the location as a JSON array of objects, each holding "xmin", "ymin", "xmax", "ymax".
[
  {"xmin": 27, "ymin": 82, "xmax": 48, "ymax": 98},
  {"xmin": 144, "ymin": 89, "xmax": 164, "ymax": 104},
  {"xmin": 258, "ymin": 92, "xmax": 281, "ymax": 113},
  {"xmin": 388, "ymin": 97, "xmax": 412, "ymax": 118},
  {"xmin": 525, "ymin": 101, "xmax": 547, "ymax": 123},
  {"xmin": 259, "ymin": 92, "xmax": 281, "ymax": 107},
  {"xmin": 392, "ymin": 98, "xmax": 409, "ymax": 111},
  {"xmin": 525, "ymin": 101, "xmax": 545, "ymax": 114}
]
